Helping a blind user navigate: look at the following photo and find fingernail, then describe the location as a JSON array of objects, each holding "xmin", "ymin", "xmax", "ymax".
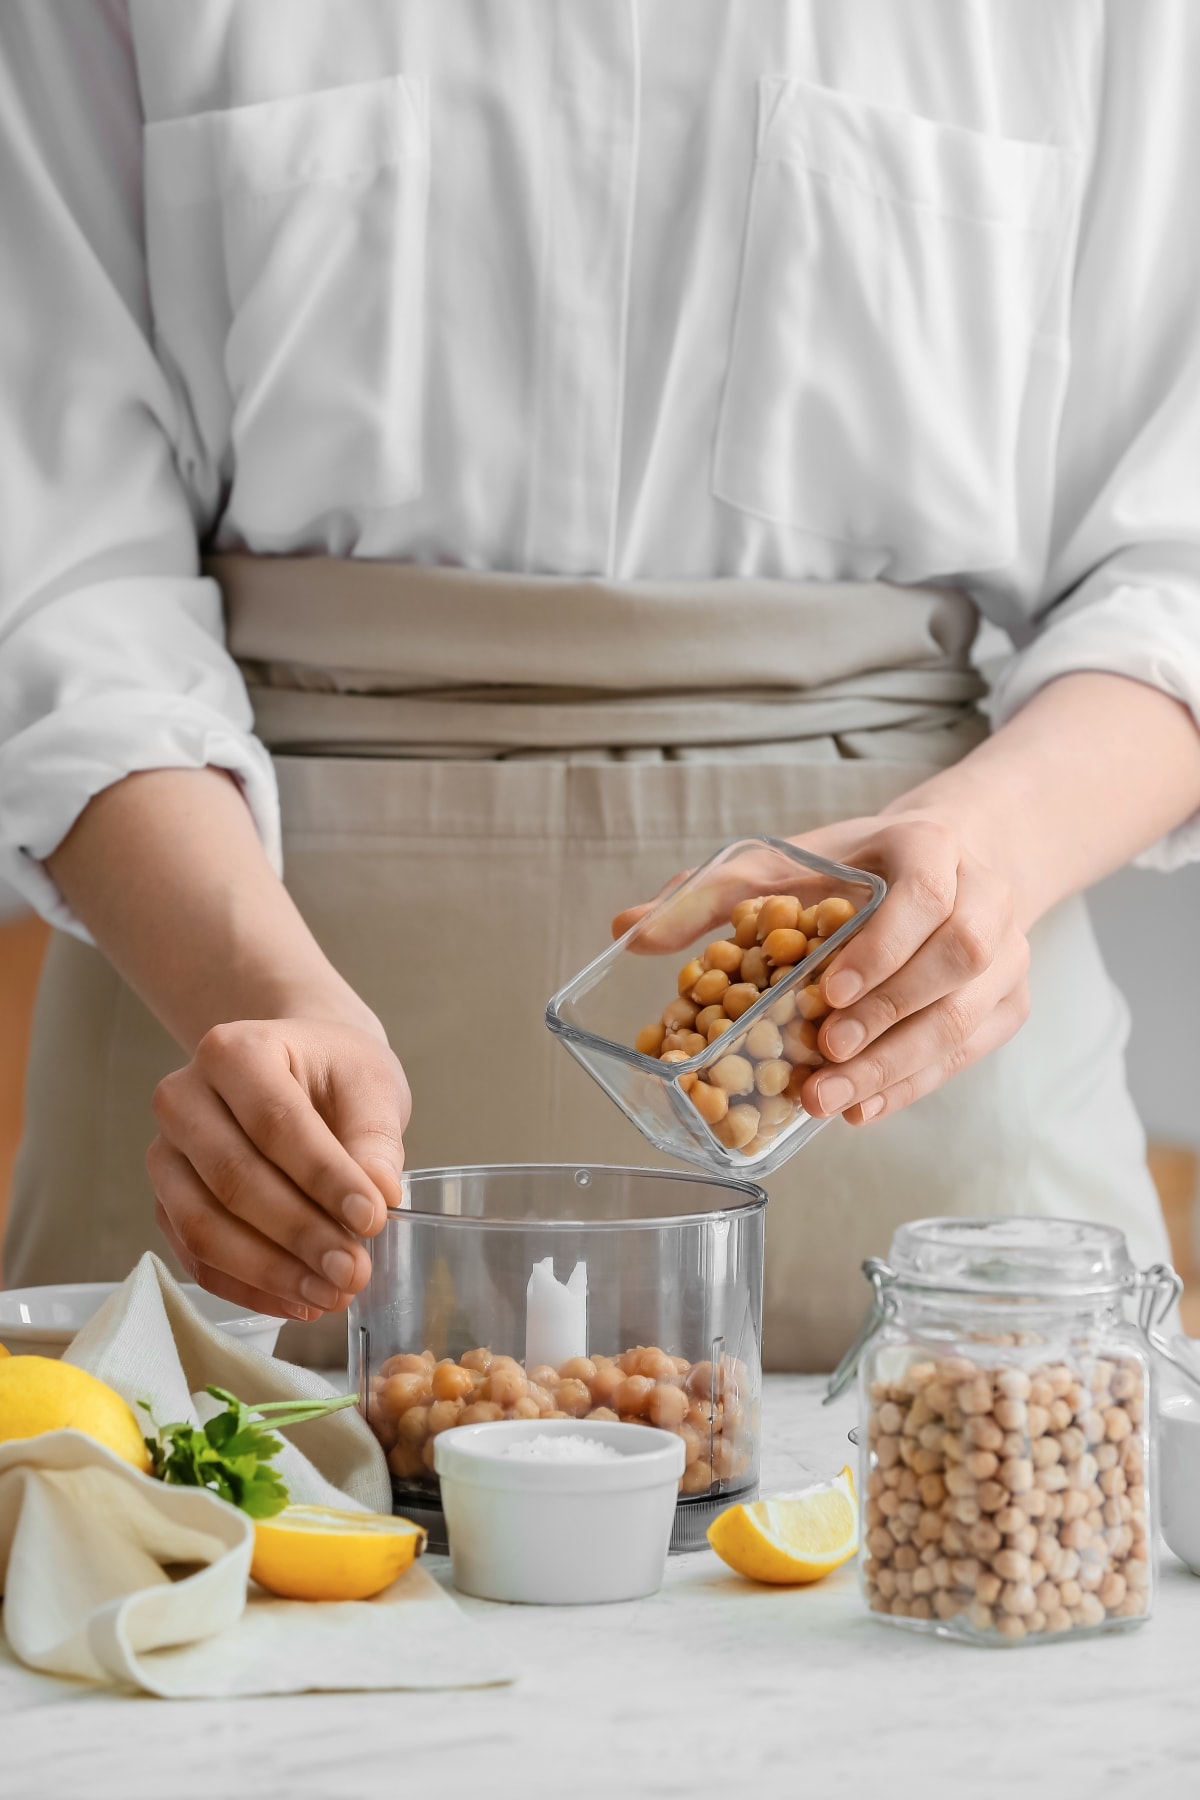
[
  {"xmin": 858, "ymin": 1094, "xmax": 886, "ymax": 1123},
  {"xmin": 825, "ymin": 971, "xmax": 863, "ymax": 1008},
  {"xmin": 283, "ymin": 1299, "xmax": 315, "ymax": 1321},
  {"xmin": 342, "ymin": 1192, "xmax": 377, "ymax": 1233},
  {"xmin": 825, "ymin": 1017, "xmax": 866, "ymax": 1060},
  {"xmin": 321, "ymin": 1248, "xmax": 357, "ymax": 1290},
  {"xmin": 816, "ymin": 1075, "xmax": 854, "ymax": 1114},
  {"xmin": 300, "ymin": 1273, "xmax": 339, "ymax": 1307}
]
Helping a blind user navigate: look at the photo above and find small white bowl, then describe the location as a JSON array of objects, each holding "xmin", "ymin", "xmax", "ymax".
[
  {"xmin": 434, "ymin": 1418, "xmax": 686, "ymax": 1605},
  {"xmin": 1161, "ymin": 1393, "xmax": 1200, "ymax": 1574},
  {"xmin": 0, "ymin": 1282, "xmax": 283, "ymax": 1360}
]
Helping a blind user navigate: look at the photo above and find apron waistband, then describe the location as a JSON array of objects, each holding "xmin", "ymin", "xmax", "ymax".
[{"xmin": 204, "ymin": 554, "xmax": 986, "ymax": 761}]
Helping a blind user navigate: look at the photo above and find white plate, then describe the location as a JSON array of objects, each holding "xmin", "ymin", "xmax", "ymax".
[{"xmin": 0, "ymin": 1282, "xmax": 283, "ymax": 1360}]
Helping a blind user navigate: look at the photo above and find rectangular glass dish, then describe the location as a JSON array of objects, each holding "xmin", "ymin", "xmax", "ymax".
[{"xmin": 545, "ymin": 835, "xmax": 885, "ymax": 1178}]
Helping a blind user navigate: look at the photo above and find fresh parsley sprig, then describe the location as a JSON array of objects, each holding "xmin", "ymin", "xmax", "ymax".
[{"xmin": 140, "ymin": 1385, "xmax": 359, "ymax": 1519}]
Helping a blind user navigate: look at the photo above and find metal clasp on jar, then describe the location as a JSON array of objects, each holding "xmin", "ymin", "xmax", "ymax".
[{"xmin": 824, "ymin": 1257, "xmax": 897, "ymax": 1405}]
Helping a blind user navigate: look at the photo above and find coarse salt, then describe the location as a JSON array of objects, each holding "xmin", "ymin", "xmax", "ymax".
[{"xmin": 498, "ymin": 1434, "xmax": 623, "ymax": 1463}]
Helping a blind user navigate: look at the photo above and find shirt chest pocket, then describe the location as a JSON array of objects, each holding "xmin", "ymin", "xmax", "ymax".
[
  {"xmin": 713, "ymin": 79, "xmax": 1080, "ymax": 578},
  {"xmin": 144, "ymin": 76, "xmax": 429, "ymax": 534}
]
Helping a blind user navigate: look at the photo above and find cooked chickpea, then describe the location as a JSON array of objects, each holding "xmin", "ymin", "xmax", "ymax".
[
  {"xmin": 713, "ymin": 1103, "xmax": 759, "ymax": 1150},
  {"xmin": 781, "ymin": 1018, "xmax": 823, "ymax": 1067},
  {"xmin": 648, "ymin": 1383, "xmax": 690, "ymax": 1428},
  {"xmin": 703, "ymin": 939, "xmax": 744, "ymax": 975},
  {"xmin": 662, "ymin": 996, "xmax": 699, "ymax": 1031},
  {"xmin": 676, "ymin": 958, "xmax": 704, "ymax": 998},
  {"xmin": 767, "ymin": 990, "xmax": 797, "ymax": 1026},
  {"xmin": 722, "ymin": 983, "xmax": 761, "ymax": 1020},
  {"xmin": 485, "ymin": 1365, "xmax": 529, "ymax": 1408},
  {"xmin": 459, "ymin": 1401, "xmax": 504, "ymax": 1425},
  {"xmin": 426, "ymin": 1398, "xmax": 465, "ymax": 1436},
  {"xmin": 692, "ymin": 968, "xmax": 731, "ymax": 1007},
  {"xmin": 690, "ymin": 1080, "xmax": 730, "ymax": 1126},
  {"xmin": 755, "ymin": 895, "xmax": 801, "ymax": 940},
  {"xmin": 695, "ymin": 1003, "xmax": 726, "ymax": 1034},
  {"xmin": 459, "ymin": 1347, "xmax": 493, "ymax": 1374},
  {"xmin": 738, "ymin": 947, "xmax": 770, "ymax": 989},
  {"xmin": 706, "ymin": 1017, "xmax": 736, "ymax": 1044},
  {"xmin": 756, "ymin": 1094, "xmax": 795, "ymax": 1131},
  {"xmin": 614, "ymin": 1374, "xmax": 656, "ymax": 1417},
  {"xmin": 635, "ymin": 1021, "xmax": 667, "ymax": 1057},
  {"xmin": 744, "ymin": 1019, "xmax": 784, "ymax": 1060},
  {"xmin": 432, "ymin": 1360, "xmax": 475, "ymax": 1403},
  {"xmin": 815, "ymin": 896, "xmax": 856, "ymax": 936},
  {"xmin": 754, "ymin": 1058, "xmax": 792, "ymax": 1097},
  {"xmin": 397, "ymin": 1404, "xmax": 430, "ymax": 1445},
  {"xmin": 762, "ymin": 927, "xmax": 806, "ymax": 966},
  {"xmin": 554, "ymin": 1378, "xmax": 593, "ymax": 1416},
  {"xmin": 709, "ymin": 1053, "xmax": 756, "ymax": 1095},
  {"xmin": 733, "ymin": 910, "xmax": 762, "ymax": 948},
  {"xmin": 382, "ymin": 1372, "xmax": 430, "ymax": 1415},
  {"xmin": 380, "ymin": 1352, "xmax": 431, "ymax": 1378},
  {"xmin": 795, "ymin": 983, "xmax": 829, "ymax": 1021},
  {"xmin": 662, "ymin": 1029, "xmax": 706, "ymax": 1057}
]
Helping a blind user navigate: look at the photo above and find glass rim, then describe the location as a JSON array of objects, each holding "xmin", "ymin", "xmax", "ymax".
[{"xmin": 378, "ymin": 1160, "xmax": 769, "ymax": 1232}]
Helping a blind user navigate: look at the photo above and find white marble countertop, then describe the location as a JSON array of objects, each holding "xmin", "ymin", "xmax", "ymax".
[{"xmin": 4, "ymin": 1376, "xmax": 1200, "ymax": 1800}]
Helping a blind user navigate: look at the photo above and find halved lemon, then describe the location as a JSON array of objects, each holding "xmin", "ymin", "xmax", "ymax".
[
  {"xmin": 707, "ymin": 1466, "xmax": 858, "ymax": 1585},
  {"xmin": 251, "ymin": 1504, "xmax": 426, "ymax": 1602}
]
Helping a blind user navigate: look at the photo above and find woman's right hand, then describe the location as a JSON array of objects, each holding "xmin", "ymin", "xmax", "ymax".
[{"xmin": 147, "ymin": 1017, "xmax": 411, "ymax": 1322}]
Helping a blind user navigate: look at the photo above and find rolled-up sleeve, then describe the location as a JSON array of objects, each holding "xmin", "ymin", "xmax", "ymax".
[
  {"xmin": 987, "ymin": 3, "xmax": 1200, "ymax": 871},
  {"xmin": 0, "ymin": 1, "xmax": 280, "ymax": 937}
]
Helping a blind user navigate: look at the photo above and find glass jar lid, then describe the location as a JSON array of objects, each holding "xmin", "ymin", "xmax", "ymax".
[{"xmin": 887, "ymin": 1216, "xmax": 1136, "ymax": 1298}]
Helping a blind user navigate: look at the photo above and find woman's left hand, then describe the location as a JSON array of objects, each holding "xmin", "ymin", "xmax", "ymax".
[{"xmin": 613, "ymin": 810, "xmax": 1031, "ymax": 1126}]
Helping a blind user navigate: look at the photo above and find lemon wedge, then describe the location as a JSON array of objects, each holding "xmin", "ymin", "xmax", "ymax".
[
  {"xmin": 707, "ymin": 1465, "xmax": 859, "ymax": 1585},
  {"xmin": 251, "ymin": 1504, "xmax": 426, "ymax": 1602}
]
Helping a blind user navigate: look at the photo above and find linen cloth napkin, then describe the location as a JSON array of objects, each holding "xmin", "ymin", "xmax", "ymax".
[{"xmin": 0, "ymin": 1255, "xmax": 515, "ymax": 1697}]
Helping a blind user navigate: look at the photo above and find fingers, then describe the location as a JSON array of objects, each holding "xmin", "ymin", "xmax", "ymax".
[
  {"xmin": 817, "ymin": 820, "xmax": 962, "ymax": 1009},
  {"xmin": 819, "ymin": 862, "xmax": 1024, "ymax": 1064},
  {"xmin": 192, "ymin": 1024, "xmax": 394, "ymax": 1233},
  {"xmin": 802, "ymin": 972, "xmax": 1030, "ymax": 1123},
  {"xmin": 151, "ymin": 1077, "xmax": 373, "ymax": 1295},
  {"xmin": 319, "ymin": 1058, "xmax": 411, "ymax": 1219},
  {"xmin": 150, "ymin": 1147, "xmax": 343, "ymax": 1322},
  {"xmin": 840, "ymin": 982, "xmax": 1032, "ymax": 1126}
]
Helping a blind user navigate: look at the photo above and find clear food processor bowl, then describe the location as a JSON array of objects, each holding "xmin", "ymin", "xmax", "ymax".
[{"xmin": 350, "ymin": 1163, "xmax": 766, "ymax": 1552}]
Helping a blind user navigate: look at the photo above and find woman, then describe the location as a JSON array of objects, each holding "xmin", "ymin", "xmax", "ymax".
[{"xmin": 2, "ymin": 2, "xmax": 1198, "ymax": 1367}]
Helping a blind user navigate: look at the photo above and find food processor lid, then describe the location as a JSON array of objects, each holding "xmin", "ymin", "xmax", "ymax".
[{"xmin": 887, "ymin": 1216, "xmax": 1138, "ymax": 1297}]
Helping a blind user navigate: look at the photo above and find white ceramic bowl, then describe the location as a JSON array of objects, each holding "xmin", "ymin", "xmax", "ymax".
[
  {"xmin": 1160, "ymin": 1392, "xmax": 1200, "ymax": 1574},
  {"xmin": 434, "ymin": 1417, "xmax": 686, "ymax": 1604},
  {"xmin": 0, "ymin": 1282, "xmax": 284, "ymax": 1360}
]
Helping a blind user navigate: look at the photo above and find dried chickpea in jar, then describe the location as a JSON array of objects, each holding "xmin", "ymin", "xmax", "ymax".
[{"xmin": 861, "ymin": 1349, "xmax": 1152, "ymax": 1642}]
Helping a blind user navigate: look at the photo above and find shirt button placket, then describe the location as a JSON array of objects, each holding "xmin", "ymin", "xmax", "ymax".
[{"xmin": 524, "ymin": 1, "xmax": 640, "ymax": 576}]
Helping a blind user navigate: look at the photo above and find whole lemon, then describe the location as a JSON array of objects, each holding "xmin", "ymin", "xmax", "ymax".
[{"xmin": 0, "ymin": 1356, "xmax": 151, "ymax": 1472}]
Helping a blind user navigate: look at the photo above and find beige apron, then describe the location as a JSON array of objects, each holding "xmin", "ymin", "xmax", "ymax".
[{"xmin": 6, "ymin": 563, "xmax": 1169, "ymax": 1368}]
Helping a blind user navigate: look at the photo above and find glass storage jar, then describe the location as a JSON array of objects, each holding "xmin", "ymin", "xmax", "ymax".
[
  {"xmin": 349, "ymin": 1163, "xmax": 766, "ymax": 1552},
  {"xmin": 837, "ymin": 1217, "xmax": 1179, "ymax": 1646}
]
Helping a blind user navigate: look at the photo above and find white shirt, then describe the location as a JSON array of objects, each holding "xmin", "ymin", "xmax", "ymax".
[{"xmin": 2, "ymin": 0, "xmax": 1199, "ymax": 932}]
